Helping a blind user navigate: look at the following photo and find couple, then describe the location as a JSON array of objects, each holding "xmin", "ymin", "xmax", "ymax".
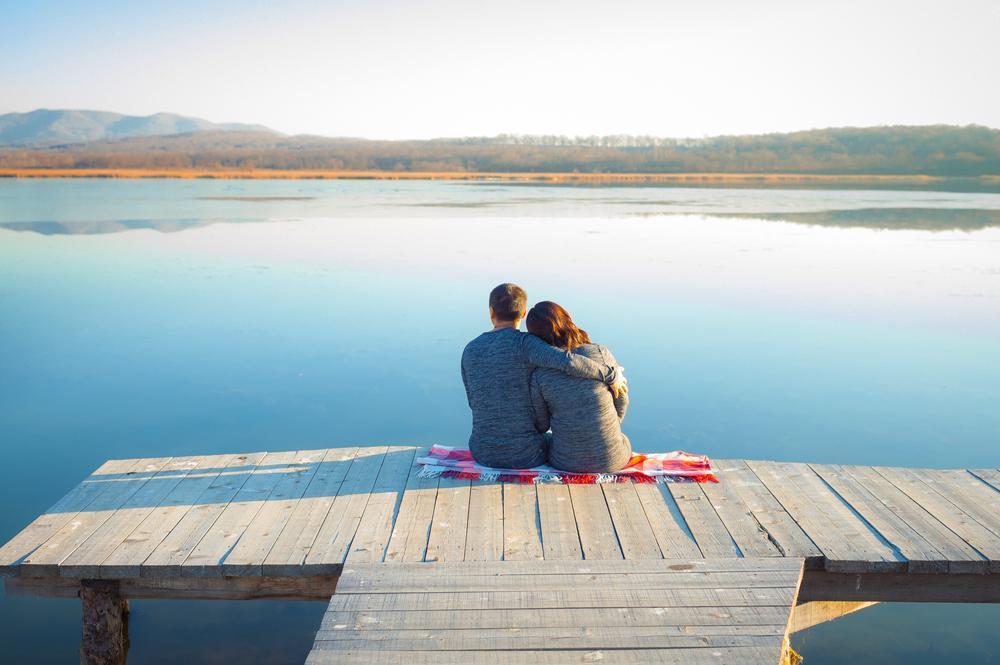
[{"xmin": 461, "ymin": 283, "xmax": 632, "ymax": 474}]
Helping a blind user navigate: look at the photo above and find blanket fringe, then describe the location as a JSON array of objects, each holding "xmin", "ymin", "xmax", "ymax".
[{"xmin": 417, "ymin": 466, "xmax": 717, "ymax": 484}]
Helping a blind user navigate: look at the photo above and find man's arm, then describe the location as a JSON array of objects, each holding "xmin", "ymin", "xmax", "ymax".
[
  {"xmin": 600, "ymin": 345, "xmax": 629, "ymax": 422},
  {"xmin": 521, "ymin": 333, "xmax": 623, "ymax": 389},
  {"xmin": 460, "ymin": 351, "xmax": 473, "ymax": 409},
  {"xmin": 529, "ymin": 372, "xmax": 551, "ymax": 433}
]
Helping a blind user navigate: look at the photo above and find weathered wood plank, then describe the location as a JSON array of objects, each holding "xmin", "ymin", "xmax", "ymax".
[
  {"xmin": 875, "ymin": 465, "xmax": 1000, "ymax": 571},
  {"xmin": 325, "ymin": 586, "xmax": 799, "ymax": 611},
  {"xmin": 666, "ymin": 482, "xmax": 741, "ymax": 558},
  {"xmin": 425, "ymin": 476, "xmax": 472, "ymax": 562},
  {"xmin": 834, "ymin": 464, "xmax": 987, "ymax": 573},
  {"xmin": 912, "ymin": 469, "xmax": 1000, "ymax": 538},
  {"xmin": 261, "ymin": 447, "xmax": 360, "ymax": 575},
  {"xmin": 100, "ymin": 454, "xmax": 244, "ymax": 578},
  {"xmin": 20, "ymin": 457, "xmax": 174, "ymax": 576},
  {"xmin": 747, "ymin": 461, "xmax": 903, "ymax": 572},
  {"xmin": 346, "ymin": 447, "xmax": 417, "ymax": 564},
  {"xmin": 383, "ymin": 449, "xmax": 439, "ymax": 563},
  {"xmin": 0, "ymin": 458, "xmax": 147, "ymax": 572},
  {"xmin": 59, "ymin": 455, "xmax": 209, "ymax": 578},
  {"xmin": 334, "ymin": 570, "xmax": 806, "ymax": 594},
  {"xmin": 811, "ymin": 464, "xmax": 951, "ymax": 573},
  {"xmin": 305, "ymin": 647, "xmax": 785, "ymax": 665},
  {"xmin": 536, "ymin": 484, "xmax": 582, "ymax": 560},
  {"xmin": 6, "ymin": 573, "xmax": 338, "ymax": 600},
  {"xmin": 320, "ymin": 605, "xmax": 794, "ymax": 630},
  {"xmin": 140, "ymin": 452, "xmax": 268, "ymax": 577},
  {"xmin": 303, "ymin": 446, "xmax": 389, "ymax": 571},
  {"xmin": 632, "ymin": 483, "xmax": 702, "ymax": 559},
  {"xmin": 601, "ymin": 484, "xmax": 662, "ymax": 559},
  {"xmin": 463, "ymin": 480, "xmax": 504, "ymax": 562},
  {"xmin": 502, "ymin": 483, "xmax": 542, "ymax": 561},
  {"xmin": 179, "ymin": 450, "xmax": 301, "ymax": 575},
  {"xmin": 313, "ymin": 632, "xmax": 782, "ymax": 651},
  {"xmin": 713, "ymin": 460, "xmax": 821, "ymax": 562},
  {"xmin": 970, "ymin": 468, "xmax": 1000, "ymax": 492},
  {"xmin": 220, "ymin": 450, "xmax": 327, "ymax": 575},
  {"xmin": 799, "ymin": 571, "xmax": 1000, "ymax": 603},
  {"xmin": 567, "ymin": 484, "xmax": 623, "ymax": 560}
]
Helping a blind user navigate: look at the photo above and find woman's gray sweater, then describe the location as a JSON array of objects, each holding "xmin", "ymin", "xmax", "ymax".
[{"xmin": 530, "ymin": 343, "xmax": 632, "ymax": 473}]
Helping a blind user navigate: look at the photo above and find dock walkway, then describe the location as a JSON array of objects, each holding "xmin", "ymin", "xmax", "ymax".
[{"xmin": 1, "ymin": 445, "xmax": 998, "ymax": 663}]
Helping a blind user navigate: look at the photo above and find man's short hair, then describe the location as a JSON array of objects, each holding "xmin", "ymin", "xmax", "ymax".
[{"xmin": 489, "ymin": 283, "xmax": 528, "ymax": 321}]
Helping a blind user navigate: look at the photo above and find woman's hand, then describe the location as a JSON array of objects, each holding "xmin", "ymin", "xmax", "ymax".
[{"xmin": 611, "ymin": 377, "xmax": 628, "ymax": 399}]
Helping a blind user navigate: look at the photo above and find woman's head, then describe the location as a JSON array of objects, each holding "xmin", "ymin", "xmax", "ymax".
[{"xmin": 526, "ymin": 301, "xmax": 591, "ymax": 350}]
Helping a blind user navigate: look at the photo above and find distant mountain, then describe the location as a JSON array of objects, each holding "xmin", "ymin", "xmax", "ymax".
[{"xmin": 0, "ymin": 109, "xmax": 275, "ymax": 146}]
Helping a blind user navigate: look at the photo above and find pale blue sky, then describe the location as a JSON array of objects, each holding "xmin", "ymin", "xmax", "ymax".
[{"xmin": 2, "ymin": 0, "xmax": 997, "ymax": 138}]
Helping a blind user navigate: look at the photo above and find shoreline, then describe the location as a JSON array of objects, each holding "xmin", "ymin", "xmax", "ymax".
[{"xmin": 2, "ymin": 168, "xmax": 997, "ymax": 186}]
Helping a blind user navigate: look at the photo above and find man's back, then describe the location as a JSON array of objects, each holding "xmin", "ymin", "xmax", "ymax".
[{"xmin": 461, "ymin": 328, "xmax": 547, "ymax": 468}]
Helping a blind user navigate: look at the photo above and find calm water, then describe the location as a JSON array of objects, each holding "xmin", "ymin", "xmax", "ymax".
[{"xmin": 1, "ymin": 179, "xmax": 998, "ymax": 663}]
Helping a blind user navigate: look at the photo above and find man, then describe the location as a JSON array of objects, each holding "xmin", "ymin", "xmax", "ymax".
[{"xmin": 461, "ymin": 283, "xmax": 626, "ymax": 469}]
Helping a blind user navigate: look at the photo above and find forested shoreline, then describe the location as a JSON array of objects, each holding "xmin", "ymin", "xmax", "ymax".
[{"xmin": 2, "ymin": 125, "xmax": 997, "ymax": 176}]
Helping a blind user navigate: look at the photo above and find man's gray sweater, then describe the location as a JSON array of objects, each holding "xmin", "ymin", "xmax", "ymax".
[{"xmin": 461, "ymin": 327, "xmax": 619, "ymax": 469}]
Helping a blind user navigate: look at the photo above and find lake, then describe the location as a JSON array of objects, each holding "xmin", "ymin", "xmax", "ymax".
[{"xmin": 1, "ymin": 178, "xmax": 998, "ymax": 663}]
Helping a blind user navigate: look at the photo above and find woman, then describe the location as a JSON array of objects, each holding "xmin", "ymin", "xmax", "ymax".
[{"xmin": 526, "ymin": 301, "xmax": 632, "ymax": 473}]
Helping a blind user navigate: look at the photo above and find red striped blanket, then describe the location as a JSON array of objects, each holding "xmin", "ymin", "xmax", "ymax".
[{"xmin": 416, "ymin": 445, "xmax": 717, "ymax": 484}]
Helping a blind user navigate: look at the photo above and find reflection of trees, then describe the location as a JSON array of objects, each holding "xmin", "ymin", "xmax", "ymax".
[
  {"xmin": 718, "ymin": 208, "xmax": 1000, "ymax": 232},
  {"xmin": 1, "ymin": 126, "xmax": 998, "ymax": 176}
]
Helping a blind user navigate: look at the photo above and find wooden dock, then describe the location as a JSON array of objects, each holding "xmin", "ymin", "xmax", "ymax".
[{"xmin": 1, "ymin": 446, "xmax": 998, "ymax": 664}]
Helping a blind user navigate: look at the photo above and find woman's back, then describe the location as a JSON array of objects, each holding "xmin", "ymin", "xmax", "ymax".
[{"xmin": 530, "ymin": 343, "xmax": 632, "ymax": 473}]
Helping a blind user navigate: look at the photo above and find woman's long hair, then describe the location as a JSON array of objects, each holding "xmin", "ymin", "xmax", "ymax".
[{"xmin": 526, "ymin": 301, "xmax": 591, "ymax": 350}]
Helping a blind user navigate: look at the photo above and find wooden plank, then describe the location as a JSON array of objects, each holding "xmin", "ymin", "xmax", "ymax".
[
  {"xmin": 912, "ymin": 469, "xmax": 1000, "ymax": 538},
  {"xmin": 567, "ymin": 484, "xmax": 623, "ymax": 560},
  {"xmin": 220, "ymin": 450, "xmax": 327, "ymax": 575},
  {"xmin": 713, "ymin": 460, "xmax": 821, "ymax": 561},
  {"xmin": 59, "ymin": 455, "xmax": 210, "ymax": 578},
  {"xmin": 425, "ymin": 477, "xmax": 471, "ymax": 562},
  {"xmin": 0, "ymin": 457, "xmax": 151, "ymax": 572},
  {"xmin": 179, "ymin": 450, "xmax": 302, "ymax": 575},
  {"xmin": 502, "ymin": 483, "xmax": 542, "ymax": 561},
  {"xmin": 313, "ymin": 632, "xmax": 781, "ymax": 651},
  {"xmin": 7, "ymin": 573, "xmax": 338, "ymax": 601},
  {"xmin": 463, "ymin": 480, "xmax": 504, "ymax": 562},
  {"xmin": 303, "ymin": 446, "xmax": 389, "ymax": 572},
  {"xmin": 799, "ymin": 570, "xmax": 1000, "ymax": 603},
  {"xmin": 970, "ymin": 468, "xmax": 1000, "ymax": 492},
  {"xmin": 383, "ymin": 450, "xmax": 439, "ymax": 563},
  {"xmin": 320, "ymin": 605, "xmax": 794, "ymax": 630},
  {"xmin": 875, "ymin": 465, "xmax": 1000, "ymax": 571},
  {"xmin": 305, "ymin": 647, "xmax": 785, "ymax": 665},
  {"xmin": 334, "ymin": 570, "xmax": 807, "ymax": 594},
  {"xmin": 261, "ymin": 447, "xmax": 360, "ymax": 575},
  {"xmin": 346, "ymin": 447, "xmax": 417, "ymax": 563},
  {"xmin": 100, "ymin": 454, "xmax": 245, "ymax": 578},
  {"xmin": 632, "ymin": 483, "xmax": 702, "ymax": 559},
  {"xmin": 140, "ymin": 452, "xmax": 268, "ymax": 577},
  {"xmin": 665, "ymin": 482, "xmax": 741, "ymax": 558},
  {"xmin": 696, "ymin": 479, "xmax": 780, "ymax": 557},
  {"xmin": 19, "ymin": 457, "xmax": 174, "ymax": 576},
  {"xmin": 788, "ymin": 601, "xmax": 877, "ymax": 633},
  {"xmin": 837, "ymin": 464, "xmax": 988, "ymax": 573},
  {"xmin": 599, "ymin": 484, "xmax": 662, "ymax": 559},
  {"xmin": 345, "ymin": 557, "xmax": 805, "ymax": 577},
  {"xmin": 747, "ymin": 461, "xmax": 904, "ymax": 572},
  {"xmin": 325, "ymin": 586, "xmax": 800, "ymax": 612},
  {"xmin": 536, "ymin": 484, "xmax": 582, "ymax": 560},
  {"xmin": 811, "ymin": 464, "xmax": 951, "ymax": 573}
]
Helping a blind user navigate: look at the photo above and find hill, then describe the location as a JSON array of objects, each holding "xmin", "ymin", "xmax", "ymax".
[
  {"xmin": 0, "ymin": 109, "xmax": 274, "ymax": 146},
  {"xmin": 1, "ymin": 124, "xmax": 998, "ymax": 177}
]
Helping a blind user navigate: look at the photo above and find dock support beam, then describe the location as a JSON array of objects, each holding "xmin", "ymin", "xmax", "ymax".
[{"xmin": 80, "ymin": 580, "xmax": 129, "ymax": 665}]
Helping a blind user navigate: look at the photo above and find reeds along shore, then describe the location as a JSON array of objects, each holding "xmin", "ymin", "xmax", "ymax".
[{"xmin": 2, "ymin": 168, "xmax": 996, "ymax": 186}]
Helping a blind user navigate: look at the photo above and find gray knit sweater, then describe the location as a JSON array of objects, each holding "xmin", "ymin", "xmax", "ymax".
[
  {"xmin": 461, "ymin": 328, "xmax": 620, "ymax": 469},
  {"xmin": 530, "ymin": 343, "xmax": 632, "ymax": 473}
]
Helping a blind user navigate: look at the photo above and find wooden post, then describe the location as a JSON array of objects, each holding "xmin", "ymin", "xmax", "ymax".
[{"xmin": 80, "ymin": 580, "xmax": 129, "ymax": 665}]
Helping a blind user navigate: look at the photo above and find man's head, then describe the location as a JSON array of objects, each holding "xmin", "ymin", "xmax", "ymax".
[{"xmin": 489, "ymin": 283, "xmax": 528, "ymax": 327}]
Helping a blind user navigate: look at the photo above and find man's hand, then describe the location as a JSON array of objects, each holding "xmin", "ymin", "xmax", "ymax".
[{"xmin": 611, "ymin": 378, "xmax": 628, "ymax": 399}]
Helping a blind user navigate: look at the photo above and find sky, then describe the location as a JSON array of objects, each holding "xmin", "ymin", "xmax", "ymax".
[{"xmin": 1, "ymin": 0, "xmax": 998, "ymax": 139}]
